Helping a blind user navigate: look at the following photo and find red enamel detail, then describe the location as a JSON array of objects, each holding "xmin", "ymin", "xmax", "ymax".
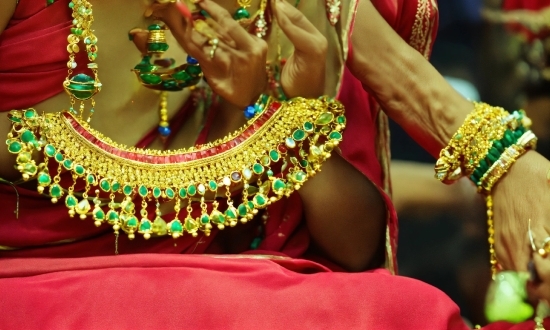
[{"xmin": 64, "ymin": 104, "xmax": 280, "ymax": 164}]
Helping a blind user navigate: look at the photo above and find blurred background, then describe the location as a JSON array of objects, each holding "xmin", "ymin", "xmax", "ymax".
[{"xmin": 392, "ymin": 0, "xmax": 550, "ymax": 325}]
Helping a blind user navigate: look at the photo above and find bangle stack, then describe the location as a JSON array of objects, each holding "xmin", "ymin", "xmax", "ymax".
[{"xmin": 435, "ymin": 102, "xmax": 537, "ymax": 278}]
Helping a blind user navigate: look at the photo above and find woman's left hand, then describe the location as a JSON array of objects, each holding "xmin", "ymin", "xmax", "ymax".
[{"xmin": 493, "ymin": 151, "xmax": 550, "ymax": 272}]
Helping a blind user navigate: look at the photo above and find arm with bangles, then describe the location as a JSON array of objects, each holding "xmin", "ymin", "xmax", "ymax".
[{"xmin": 349, "ymin": 0, "xmax": 550, "ymax": 272}]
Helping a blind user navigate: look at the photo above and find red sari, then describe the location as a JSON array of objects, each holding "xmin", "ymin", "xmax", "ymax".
[{"xmin": 0, "ymin": 0, "xmax": 535, "ymax": 329}]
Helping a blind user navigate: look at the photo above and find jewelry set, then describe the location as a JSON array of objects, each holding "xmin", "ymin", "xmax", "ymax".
[{"xmin": 6, "ymin": 0, "xmax": 346, "ymax": 241}]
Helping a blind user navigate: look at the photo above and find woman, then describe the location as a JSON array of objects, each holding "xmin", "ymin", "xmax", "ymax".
[{"xmin": 0, "ymin": 0, "xmax": 548, "ymax": 328}]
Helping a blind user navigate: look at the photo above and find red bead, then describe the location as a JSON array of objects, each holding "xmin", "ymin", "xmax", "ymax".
[{"xmin": 278, "ymin": 145, "xmax": 287, "ymax": 153}]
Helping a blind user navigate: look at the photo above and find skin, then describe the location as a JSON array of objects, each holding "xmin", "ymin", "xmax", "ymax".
[
  {"xmin": 0, "ymin": 0, "xmax": 384, "ymax": 272},
  {"xmin": 2, "ymin": 0, "xmax": 549, "ymax": 277}
]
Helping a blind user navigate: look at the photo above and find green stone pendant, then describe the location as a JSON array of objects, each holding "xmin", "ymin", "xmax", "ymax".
[
  {"xmin": 233, "ymin": 7, "xmax": 250, "ymax": 20},
  {"xmin": 64, "ymin": 74, "xmax": 99, "ymax": 100}
]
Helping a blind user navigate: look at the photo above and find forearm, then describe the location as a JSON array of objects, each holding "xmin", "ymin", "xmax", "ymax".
[{"xmin": 349, "ymin": 0, "xmax": 473, "ymax": 157}]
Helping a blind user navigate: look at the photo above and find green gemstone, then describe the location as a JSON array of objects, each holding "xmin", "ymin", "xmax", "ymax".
[
  {"xmin": 67, "ymin": 74, "xmax": 96, "ymax": 100},
  {"xmin": 267, "ymin": 170, "xmax": 274, "ymax": 177},
  {"xmin": 165, "ymin": 188, "xmax": 175, "ymax": 199},
  {"xmin": 8, "ymin": 141, "xmax": 22, "ymax": 154},
  {"xmin": 38, "ymin": 172, "xmax": 51, "ymax": 186},
  {"xmin": 208, "ymin": 180, "xmax": 218, "ymax": 191},
  {"xmin": 187, "ymin": 185, "xmax": 197, "ymax": 196},
  {"xmin": 238, "ymin": 204, "xmax": 248, "ymax": 217},
  {"xmin": 23, "ymin": 163, "xmax": 37, "ymax": 175},
  {"xmin": 55, "ymin": 152, "xmax": 64, "ymax": 162},
  {"xmin": 303, "ymin": 122, "xmax": 314, "ymax": 132},
  {"xmin": 170, "ymin": 220, "xmax": 183, "ymax": 233},
  {"xmin": 24, "ymin": 109, "xmax": 37, "ymax": 119},
  {"xmin": 273, "ymin": 179, "xmax": 286, "ymax": 192},
  {"xmin": 44, "ymin": 144, "xmax": 56, "ymax": 157},
  {"xmin": 148, "ymin": 24, "xmax": 162, "ymax": 31},
  {"xmin": 138, "ymin": 185, "xmax": 148, "ymax": 197},
  {"xmin": 162, "ymin": 80, "xmax": 178, "ymax": 90},
  {"xmin": 8, "ymin": 115, "xmax": 22, "ymax": 123},
  {"xmin": 479, "ymin": 159, "xmax": 489, "ymax": 172},
  {"xmin": 140, "ymin": 73, "xmax": 162, "ymax": 85},
  {"xmin": 74, "ymin": 164, "xmax": 85, "ymax": 176},
  {"xmin": 186, "ymin": 65, "xmax": 202, "ymax": 76},
  {"xmin": 153, "ymin": 216, "xmax": 168, "ymax": 235},
  {"xmin": 184, "ymin": 217, "xmax": 197, "ymax": 232},
  {"xmin": 253, "ymin": 194, "xmax": 267, "ymax": 207},
  {"xmin": 514, "ymin": 129, "xmax": 523, "ymax": 139},
  {"xmin": 292, "ymin": 129, "xmax": 306, "ymax": 141},
  {"xmin": 122, "ymin": 200, "xmax": 135, "ymax": 213},
  {"xmin": 107, "ymin": 210, "xmax": 119, "ymax": 221},
  {"xmin": 487, "ymin": 152, "xmax": 498, "ymax": 163},
  {"xmin": 212, "ymin": 211, "xmax": 225, "ymax": 224},
  {"xmin": 299, "ymin": 159, "xmax": 309, "ymax": 168},
  {"xmin": 50, "ymin": 184, "xmax": 63, "ymax": 198},
  {"xmin": 225, "ymin": 207, "xmax": 237, "ymax": 219},
  {"xmin": 261, "ymin": 155, "xmax": 271, "ymax": 166},
  {"xmin": 337, "ymin": 115, "xmax": 346, "ymax": 124},
  {"xmin": 329, "ymin": 131, "xmax": 343, "ymax": 141},
  {"xmin": 123, "ymin": 185, "xmax": 133, "ymax": 196},
  {"xmin": 233, "ymin": 7, "xmax": 250, "ymax": 20},
  {"xmin": 139, "ymin": 220, "xmax": 152, "ymax": 232},
  {"xmin": 247, "ymin": 201, "xmax": 254, "ymax": 210},
  {"xmin": 293, "ymin": 171, "xmax": 307, "ymax": 183},
  {"xmin": 87, "ymin": 174, "xmax": 96, "ymax": 185},
  {"xmin": 200, "ymin": 214, "xmax": 210, "ymax": 225},
  {"xmin": 250, "ymin": 237, "xmax": 262, "ymax": 250},
  {"xmin": 126, "ymin": 216, "xmax": 138, "ymax": 228},
  {"xmin": 503, "ymin": 130, "xmax": 514, "ymax": 147},
  {"xmin": 172, "ymin": 70, "xmax": 192, "ymax": 81},
  {"xmin": 100, "ymin": 179, "xmax": 111, "ymax": 192},
  {"xmin": 269, "ymin": 150, "xmax": 280, "ymax": 162},
  {"xmin": 63, "ymin": 159, "xmax": 73, "ymax": 170},
  {"xmin": 179, "ymin": 188, "xmax": 187, "ymax": 198},
  {"xmin": 21, "ymin": 130, "xmax": 35, "ymax": 143},
  {"xmin": 315, "ymin": 112, "xmax": 334, "ymax": 125},
  {"xmin": 489, "ymin": 148, "xmax": 500, "ymax": 158},
  {"xmin": 253, "ymin": 163, "xmax": 264, "ymax": 175},
  {"xmin": 17, "ymin": 152, "xmax": 31, "ymax": 163},
  {"xmin": 94, "ymin": 209, "xmax": 105, "ymax": 220},
  {"xmin": 153, "ymin": 187, "xmax": 162, "ymax": 198},
  {"xmin": 147, "ymin": 42, "xmax": 169, "ymax": 52},
  {"xmin": 65, "ymin": 195, "xmax": 78, "ymax": 208},
  {"xmin": 493, "ymin": 141, "xmax": 504, "ymax": 152},
  {"xmin": 110, "ymin": 181, "xmax": 120, "ymax": 192}
]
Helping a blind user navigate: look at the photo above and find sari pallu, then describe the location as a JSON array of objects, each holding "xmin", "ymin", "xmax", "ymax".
[{"xmin": 0, "ymin": 0, "xmax": 518, "ymax": 328}]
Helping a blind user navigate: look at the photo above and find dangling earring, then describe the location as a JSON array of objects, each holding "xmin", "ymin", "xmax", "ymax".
[
  {"xmin": 254, "ymin": 0, "xmax": 268, "ymax": 38},
  {"xmin": 132, "ymin": 24, "xmax": 203, "ymax": 91},
  {"xmin": 64, "ymin": 0, "xmax": 101, "ymax": 123}
]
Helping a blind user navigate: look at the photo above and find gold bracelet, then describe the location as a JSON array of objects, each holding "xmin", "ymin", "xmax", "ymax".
[
  {"xmin": 435, "ymin": 103, "xmax": 509, "ymax": 183},
  {"xmin": 478, "ymin": 131, "xmax": 537, "ymax": 194}
]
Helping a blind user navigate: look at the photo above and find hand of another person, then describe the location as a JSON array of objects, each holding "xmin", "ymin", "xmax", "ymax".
[{"xmin": 492, "ymin": 151, "xmax": 550, "ymax": 272}]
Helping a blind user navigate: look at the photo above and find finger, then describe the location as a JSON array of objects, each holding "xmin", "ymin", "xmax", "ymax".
[
  {"xmin": 198, "ymin": 0, "xmax": 254, "ymax": 48},
  {"xmin": 205, "ymin": 17, "xmax": 237, "ymax": 49},
  {"xmin": 128, "ymin": 28, "xmax": 149, "ymax": 55},
  {"xmin": 272, "ymin": 0, "xmax": 327, "ymax": 56}
]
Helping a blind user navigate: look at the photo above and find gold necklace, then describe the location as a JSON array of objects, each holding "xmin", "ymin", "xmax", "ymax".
[{"xmin": 7, "ymin": 97, "xmax": 345, "ymax": 239}]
